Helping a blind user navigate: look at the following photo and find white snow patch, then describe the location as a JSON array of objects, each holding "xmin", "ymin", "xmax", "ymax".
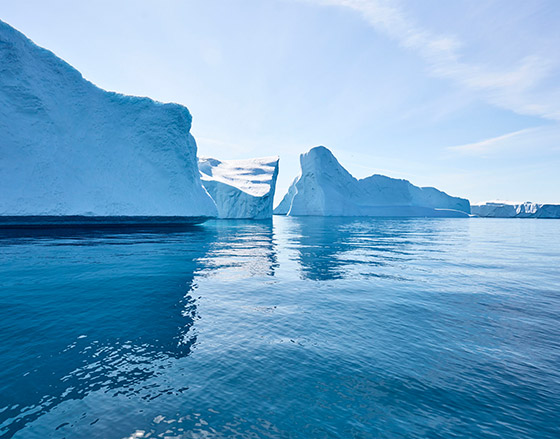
[{"xmin": 199, "ymin": 156, "xmax": 279, "ymax": 219}]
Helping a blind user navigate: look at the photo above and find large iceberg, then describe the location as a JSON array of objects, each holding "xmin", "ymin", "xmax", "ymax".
[
  {"xmin": 274, "ymin": 146, "xmax": 470, "ymax": 217},
  {"xmin": 0, "ymin": 20, "xmax": 217, "ymax": 221},
  {"xmin": 472, "ymin": 202, "xmax": 560, "ymax": 218},
  {"xmin": 199, "ymin": 156, "xmax": 279, "ymax": 219}
]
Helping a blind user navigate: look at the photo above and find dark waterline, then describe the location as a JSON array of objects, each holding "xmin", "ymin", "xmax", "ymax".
[
  {"xmin": 0, "ymin": 216, "xmax": 211, "ymax": 229},
  {"xmin": 0, "ymin": 217, "xmax": 559, "ymax": 438}
]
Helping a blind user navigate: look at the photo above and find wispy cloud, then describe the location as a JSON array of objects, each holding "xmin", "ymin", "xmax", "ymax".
[
  {"xmin": 447, "ymin": 128, "xmax": 535, "ymax": 155},
  {"xmin": 306, "ymin": 0, "xmax": 560, "ymax": 120},
  {"xmin": 447, "ymin": 125, "xmax": 560, "ymax": 156}
]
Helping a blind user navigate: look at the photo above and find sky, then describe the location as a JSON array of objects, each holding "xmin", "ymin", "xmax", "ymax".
[{"xmin": 2, "ymin": 0, "xmax": 559, "ymax": 204}]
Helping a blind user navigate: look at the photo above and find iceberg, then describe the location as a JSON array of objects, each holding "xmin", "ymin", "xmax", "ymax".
[
  {"xmin": 0, "ymin": 20, "xmax": 217, "ymax": 221},
  {"xmin": 199, "ymin": 156, "xmax": 279, "ymax": 219},
  {"xmin": 274, "ymin": 146, "xmax": 470, "ymax": 217},
  {"xmin": 471, "ymin": 202, "xmax": 560, "ymax": 218}
]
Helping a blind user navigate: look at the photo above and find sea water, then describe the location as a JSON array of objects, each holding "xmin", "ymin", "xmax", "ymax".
[{"xmin": 0, "ymin": 217, "xmax": 559, "ymax": 438}]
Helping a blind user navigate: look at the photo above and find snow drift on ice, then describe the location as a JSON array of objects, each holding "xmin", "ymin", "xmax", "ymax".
[{"xmin": 199, "ymin": 156, "xmax": 279, "ymax": 219}]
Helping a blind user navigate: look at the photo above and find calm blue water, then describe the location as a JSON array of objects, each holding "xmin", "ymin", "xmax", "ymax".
[{"xmin": 1, "ymin": 217, "xmax": 559, "ymax": 439}]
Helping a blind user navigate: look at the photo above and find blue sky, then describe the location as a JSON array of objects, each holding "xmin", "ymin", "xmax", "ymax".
[{"xmin": 2, "ymin": 0, "xmax": 559, "ymax": 203}]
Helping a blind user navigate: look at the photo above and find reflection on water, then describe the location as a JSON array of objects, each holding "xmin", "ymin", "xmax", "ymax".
[
  {"xmin": 0, "ymin": 217, "xmax": 559, "ymax": 438},
  {"xmin": 280, "ymin": 217, "xmax": 484, "ymax": 285},
  {"xmin": 284, "ymin": 217, "xmax": 456, "ymax": 280},
  {"xmin": 197, "ymin": 220, "xmax": 278, "ymax": 278},
  {"xmin": 0, "ymin": 226, "xmax": 214, "ymax": 438}
]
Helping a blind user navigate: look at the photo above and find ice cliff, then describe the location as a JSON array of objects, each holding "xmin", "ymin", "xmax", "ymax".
[
  {"xmin": 472, "ymin": 202, "xmax": 560, "ymax": 218},
  {"xmin": 274, "ymin": 146, "xmax": 470, "ymax": 217},
  {"xmin": 0, "ymin": 20, "xmax": 217, "ymax": 218},
  {"xmin": 199, "ymin": 157, "xmax": 279, "ymax": 219}
]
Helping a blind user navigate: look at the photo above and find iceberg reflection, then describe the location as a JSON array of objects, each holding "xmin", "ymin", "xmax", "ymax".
[
  {"xmin": 280, "ymin": 216, "xmax": 458, "ymax": 281},
  {"xmin": 0, "ymin": 226, "xmax": 215, "ymax": 437},
  {"xmin": 198, "ymin": 220, "xmax": 278, "ymax": 278}
]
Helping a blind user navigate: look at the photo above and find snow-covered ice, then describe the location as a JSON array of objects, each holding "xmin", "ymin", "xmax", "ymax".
[
  {"xmin": 199, "ymin": 157, "xmax": 279, "ymax": 219},
  {"xmin": 274, "ymin": 146, "xmax": 470, "ymax": 217},
  {"xmin": 472, "ymin": 201, "xmax": 560, "ymax": 218},
  {"xmin": 0, "ymin": 20, "xmax": 217, "ymax": 218}
]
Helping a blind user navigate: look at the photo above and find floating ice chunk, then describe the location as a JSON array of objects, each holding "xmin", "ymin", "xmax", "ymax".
[{"xmin": 472, "ymin": 201, "xmax": 560, "ymax": 218}]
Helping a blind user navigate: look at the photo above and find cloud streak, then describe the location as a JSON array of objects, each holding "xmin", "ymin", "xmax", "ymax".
[
  {"xmin": 447, "ymin": 125, "xmax": 560, "ymax": 156},
  {"xmin": 447, "ymin": 128, "xmax": 535, "ymax": 155},
  {"xmin": 307, "ymin": 0, "xmax": 560, "ymax": 120}
]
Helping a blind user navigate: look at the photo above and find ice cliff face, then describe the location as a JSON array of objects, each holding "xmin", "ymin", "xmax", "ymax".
[
  {"xmin": 274, "ymin": 146, "xmax": 470, "ymax": 217},
  {"xmin": 472, "ymin": 202, "xmax": 560, "ymax": 218},
  {"xmin": 199, "ymin": 157, "xmax": 279, "ymax": 219},
  {"xmin": 0, "ymin": 20, "xmax": 217, "ymax": 218}
]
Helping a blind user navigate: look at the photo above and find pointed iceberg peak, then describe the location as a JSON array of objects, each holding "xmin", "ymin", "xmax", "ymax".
[
  {"xmin": 299, "ymin": 145, "xmax": 356, "ymax": 185},
  {"xmin": 274, "ymin": 146, "xmax": 470, "ymax": 217},
  {"xmin": 300, "ymin": 146, "xmax": 351, "ymax": 177},
  {"xmin": 274, "ymin": 146, "xmax": 357, "ymax": 216},
  {"xmin": 304, "ymin": 145, "xmax": 336, "ymax": 158}
]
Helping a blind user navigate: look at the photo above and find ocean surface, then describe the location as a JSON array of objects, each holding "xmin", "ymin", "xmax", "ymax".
[{"xmin": 1, "ymin": 217, "xmax": 559, "ymax": 439}]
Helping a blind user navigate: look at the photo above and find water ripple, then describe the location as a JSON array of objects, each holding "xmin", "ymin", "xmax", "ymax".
[{"xmin": 0, "ymin": 217, "xmax": 559, "ymax": 438}]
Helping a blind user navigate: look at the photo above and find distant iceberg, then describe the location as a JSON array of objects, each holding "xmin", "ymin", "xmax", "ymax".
[
  {"xmin": 274, "ymin": 146, "xmax": 470, "ymax": 217},
  {"xmin": 199, "ymin": 157, "xmax": 279, "ymax": 219},
  {"xmin": 472, "ymin": 202, "xmax": 560, "ymax": 218},
  {"xmin": 0, "ymin": 20, "xmax": 217, "ymax": 220}
]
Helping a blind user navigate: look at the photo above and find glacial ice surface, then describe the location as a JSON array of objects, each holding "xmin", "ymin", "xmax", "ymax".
[
  {"xmin": 274, "ymin": 146, "xmax": 470, "ymax": 217},
  {"xmin": 472, "ymin": 202, "xmax": 560, "ymax": 218},
  {"xmin": 0, "ymin": 20, "xmax": 217, "ymax": 218},
  {"xmin": 199, "ymin": 156, "xmax": 279, "ymax": 219}
]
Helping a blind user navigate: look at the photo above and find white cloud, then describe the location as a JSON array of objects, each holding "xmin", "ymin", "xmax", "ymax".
[
  {"xmin": 447, "ymin": 125, "xmax": 560, "ymax": 156},
  {"xmin": 447, "ymin": 128, "xmax": 535, "ymax": 155},
  {"xmin": 306, "ymin": 0, "xmax": 560, "ymax": 120}
]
